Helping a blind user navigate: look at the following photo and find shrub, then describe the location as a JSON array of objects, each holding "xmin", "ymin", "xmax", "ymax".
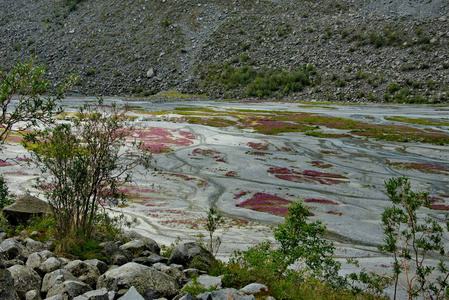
[
  {"xmin": 23, "ymin": 101, "xmax": 151, "ymax": 250},
  {"xmin": 379, "ymin": 177, "xmax": 449, "ymax": 299}
]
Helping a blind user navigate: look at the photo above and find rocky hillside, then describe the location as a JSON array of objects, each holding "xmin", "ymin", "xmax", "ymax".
[{"xmin": 0, "ymin": 0, "xmax": 448, "ymax": 102}]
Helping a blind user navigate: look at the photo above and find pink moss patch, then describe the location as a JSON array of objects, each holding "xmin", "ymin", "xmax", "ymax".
[
  {"xmin": 126, "ymin": 127, "xmax": 196, "ymax": 153},
  {"xmin": 247, "ymin": 142, "xmax": 269, "ymax": 150},
  {"xmin": 268, "ymin": 167, "xmax": 347, "ymax": 185},
  {"xmin": 305, "ymin": 198, "xmax": 339, "ymax": 205},
  {"xmin": 389, "ymin": 162, "xmax": 448, "ymax": 174},
  {"xmin": 311, "ymin": 161, "xmax": 333, "ymax": 169},
  {"xmin": 0, "ymin": 160, "xmax": 12, "ymax": 167},
  {"xmin": 191, "ymin": 148, "xmax": 226, "ymax": 163},
  {"xmin": 235, "ymin": 192, "xmax": 293, "ymax": 216},
  {"xmin": 428, "ymin": 204, "xmax": 449, "ymax": 211},
  {"xmin": 226, "ymin": 171, "xmax": 238, "ymax": 177}
]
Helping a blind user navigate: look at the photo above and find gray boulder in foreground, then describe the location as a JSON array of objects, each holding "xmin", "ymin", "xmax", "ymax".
[
  {"xmin": 8, "ymin": 265, "xmax": 41, "ymax": 300},
  {"xmin": 46, "ymin": 280, "xmax": 92, "ymax": 300},
  {"xmin": 168, "ymin": 242, "xmax": 216, "ymax": 269},
  {"xmin": 0, "ymin": 258, "xmax": 19, "ymax": 300},
  {"xmin": 97, "ymin": 262, "xmax": 180, "ymax": 299}
]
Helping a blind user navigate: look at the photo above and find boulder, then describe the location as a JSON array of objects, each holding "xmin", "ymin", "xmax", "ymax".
[
  {"xmin": 168, "ymin": 242, "xmax": 216, "ymax": 269},
  {"xmin": 24, "ymin": 290, "xmax": 41, "ymax": 300},
  {"xmin": 197, "ymin": 289, "xmax": 256, "ymax": 300},
  {"xmin": 117, "ymin": 286, "xmax": 145, "ymax": 300},
  {"xmin": 240, "ymin": 283, "xmax": 268, "ymax": 294},
  {"xmin": 0, "ymin": 238, "xmax": 25, "ymax": 260},
  {"xmin": 96, "ymin": 262, "xmax": 180, "ymax": 299},
  {"xmin": 132, "ymin": 253, "xmax": 168, "ymax": 266},
  {"xmin": 41, "ymin": 269, "xmax": 80, "ymax": 294},
  {"xmin": 8, "ymin": 265, "xmax": 42, "ymax": 300},
  {"xmin": 2, "ymin": 195, "xmax": 51, "ymax": 225},
  {"xmin": 24, "ymin": 238, "xmax": 47, "ymax": 255},
  {"xmin": 72, "ymin": 288, "xmax": 109, "ymax": 300},
  {"xmin": 192, "ymin": 275, "xmax": 222, "ymax": 290},
  {"xmin": 39, "ymin": 257, "xmax": 63, "ymax": 275},
  {"xmin": 0, "ymin": 258, "xmax": 19, "ymax": 300},
  {"xmin": 26, "ymin": 250, "xmax": 57, "ymax": 272},
  {"xmin": 119, "ymin": 231, "xmax": 160, "ymax": 255},
  {"xmin": 46, "ymin": 280, "xmax": 92, "ymax": 300},
  {"xmin": 84, "ymin": 259, "xmax": 108, "ymax": 275},
  {"xmin": 63, "ymin": 260, "xmax": 100, "ymax": 287}
]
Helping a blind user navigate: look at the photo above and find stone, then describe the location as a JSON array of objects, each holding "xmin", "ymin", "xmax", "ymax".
[
  {"xmin": 44, "ymin": 295, "xmax": 63, "ymax": 300},
  {"xmin": 118, "ymin": 286, "xmax": 145, "ymax": 300},
  {"xmin": 146, "ymin": 68, "xmax": 155, "ymax": 78},
  {"xmin": 240, "ymin": 283, "xmax": 268, "ymax": 294},
  {"xmin": 25, "ymin": 289, "xmax": 42, "ymax": 300},
  {"xmin": 84, "ymin": 259, "xmax": 108, "ymax": 275},
  {"xmin": 183, "ymin": 268, "xmax": 202, "ymax": 278},
  {"xmin": 0, "ymin": 238, "xmax": 25, "ymax": 260},
  {"xmin": 8, "ymin": 265, "xmax": 42, "ymax": 300},
  {"xmin": 26, "ymin": 250, "xmax": 56, "ymax": 272},
  {"xmin": 0, "ymin": 260, "xmax": 19, "ymax": 300},
  {"xmin": 197, "ymin": 289, "xmax": 256, "ymax": 300},
  {"xmin": 41, "ymin": 269, "xmax": 80, "ymax": 293},
  {"xmin": 39, "ymin": 257, "xmax": 62, "ymax": 275},
  {"xmin": 185, "ymin": 274, "xmax": 222, "ymax": 290},
  {"xmin": 119, "ymin": 231, "xmax": 160, "ymax": 254},
  {"xmin": 64, "ymin": 260, "xmax": 101, "ymax": 287},
  {"xmin": 24, "ymin": 238, "xmax": 46, "ymax": 254},
  {"xmin": 2, "ymin": 194, "xmax": 51, "ymax": 225},
  {"xmin": 168, "ymin": 242, "xmax": 216, "ymax": 269},
  {"xmin": 96, "ymin": 262, "xmax": 180, "ymax": 299},
  {"xmin": 73, "ymin": 288, "xmax": 109, "ymax": 300},
  {"xmin": 46, "ymin": 280, "xmax": 92, "ymax": 300}
]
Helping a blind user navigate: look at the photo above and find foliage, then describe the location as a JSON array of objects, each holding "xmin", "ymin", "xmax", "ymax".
[
  {"xmin": 205, "ymin": 207, "xmax": 223, "ymax": 255},
  {"xmin": 0, "ymin": 58, "xmax": 74, "ymax": 147},
  {"xmin": 182, "ymin": 276, "xmax": 218, "ymax": 296},
  {"xmin": 23, "ymin": 101, "xmax": 150, "ymax": 249},
  {"xmin": 64, "ymin": 0, "xmax": 87, "ymax": 12},
  {"xmin": 274, "ymin": 201, "xmax": 345, "ymax": 288},
  {"xmin": 206, "ymin": 63, "xmax": 316, "ymax": 98},
  {"xmin": 0, "ymin": 175, "xmax": 12, "ymax": 209},
  {"xmin": 378, "ymin": 177, "xmax": 449, "ymax": 300}
]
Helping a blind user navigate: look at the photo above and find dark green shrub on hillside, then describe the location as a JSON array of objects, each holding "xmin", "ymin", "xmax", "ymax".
[{"xmin": 210, "ymin": 63, "xmax": 316, "ymax": 98}]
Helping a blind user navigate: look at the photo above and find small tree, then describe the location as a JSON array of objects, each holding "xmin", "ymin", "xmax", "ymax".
[
  {"xmin": 0, "ymin": 58, "xmax": 74, "ymax": 145},
  {"xmin": 379, "ymin": 177, "xmax": 449, "ymax": 300},
  {"xmin": 274, "ymin": 200, "xmax": 345, "ymax": 287},
  {"xmin": 205, "ymin": 207, "xmax": 223, "ymax": 255},
  {"xmin": 24, "ymin": 102, "xmax": 149, "ymax": 244}
]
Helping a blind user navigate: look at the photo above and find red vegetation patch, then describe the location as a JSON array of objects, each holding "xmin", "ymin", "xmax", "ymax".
[
  {"xmin": 0, "ymin": 160, "xmax": 12, "ymax": 167},
  {"xmin": 126, "ymin": 127, "xmax": 195, "ymax": 153},
  {"xmin": 311, "ymin": 161, "xmax": 333, "ymax": 169},
  {"xmin": 191, "ymin": 148, "xmax": 226, "ymax": 163},
  {"xmin": 268, "ymin": 167, "xmax": 347, "ymax": 185},
  {"xmin": 305, "ymin": 198, "xmax": 339, "ymax": 205},
  {"xmin": 388, "ymin": 162, "xmax": 449, "ymax": 174},
  {"xmin": 235, "ymin": 192, "xmax": 294, "ymax": 216},
  {"xmin": 428, "ymin": 204, "xmax": 449, "ymax": 211},
  {"xmin": 247, "ymin": 142, "xmax": 269, "ymax": 150},
  {"xmin": 326, "ymin": 210, "xmax": 343, "ymax": 216}
]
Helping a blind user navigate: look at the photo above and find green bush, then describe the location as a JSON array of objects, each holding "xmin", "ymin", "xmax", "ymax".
[{"xmin": 0, "ymin": 175, "xmax": 12, "ymax": 209}]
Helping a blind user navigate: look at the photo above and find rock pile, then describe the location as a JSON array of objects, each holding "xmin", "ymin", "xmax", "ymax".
[{"xmin": 0, "ymin": 231, "xmax": 268, "ymax": 300}]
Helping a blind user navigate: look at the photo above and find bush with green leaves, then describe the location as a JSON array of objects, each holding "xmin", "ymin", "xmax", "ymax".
[
  {"xmin": 23, "ymin": 101, "xmax": 150, "ymax": 252},
  {"xmin": 0, "ymin": 175, "xmax": 12, "ymax": 209},
  {"xmin": 378, "ymin": 177, "xmax": 449, "ymax": 300},
  {"xmin": 0, "ymin": 58, "xmax": 74, "ymax": 147},
  {"xmin": 216, "ymin": 200, "xmax": 352, "ymax": 299}
]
